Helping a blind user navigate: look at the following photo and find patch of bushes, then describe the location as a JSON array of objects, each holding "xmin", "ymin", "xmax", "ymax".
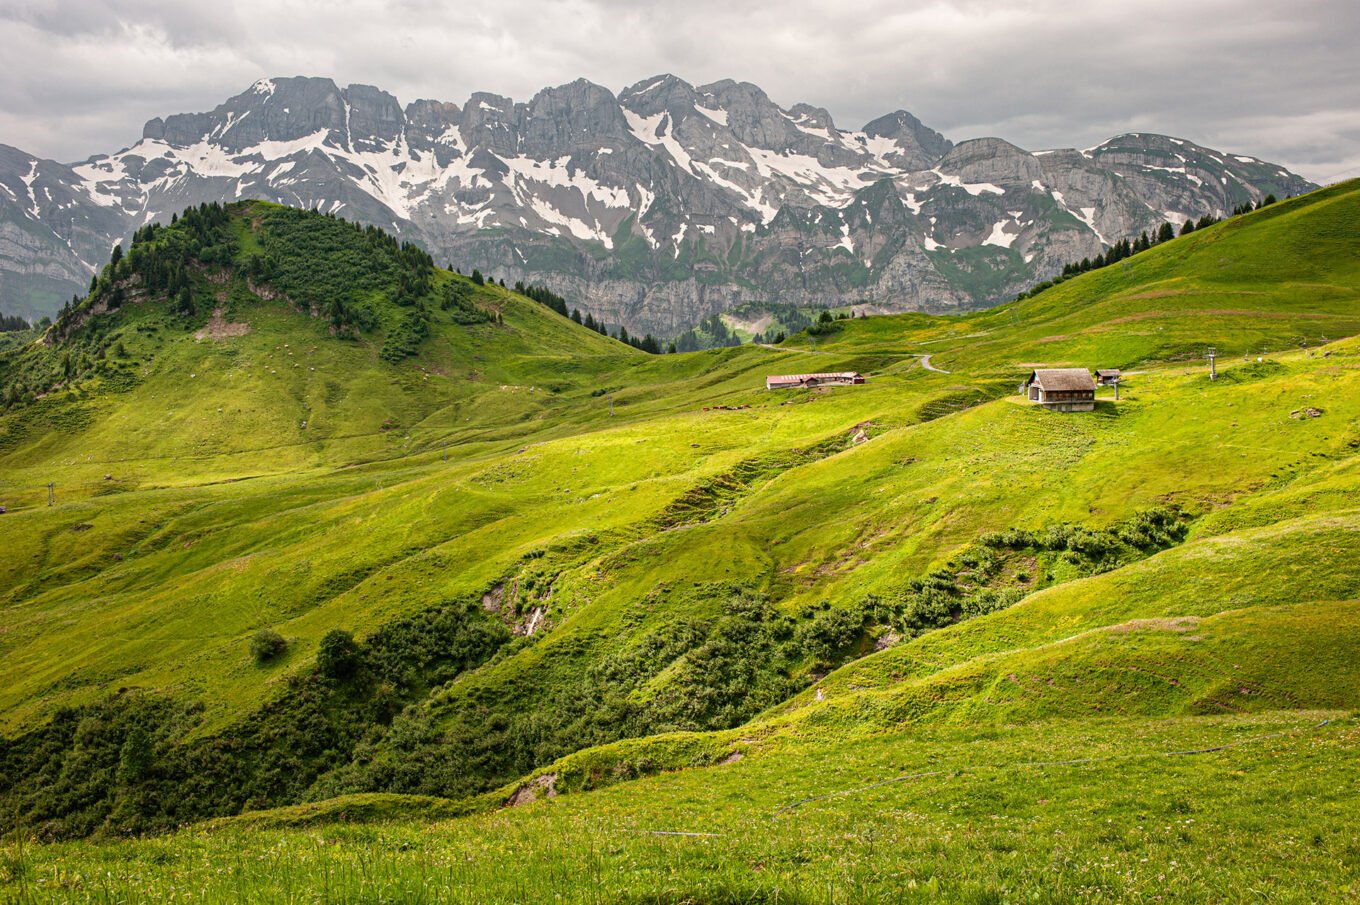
[
  {"xmin": 316, "ymin": 630, "xmax": 362, "ymax": 680},
  {"xmin": 379, "ymin": 309, "xmax": 430, "ymax": 363},
  {"xmin": 440, "ymin": 280, "xmax": 492, "ymax": 325},
  {"xmin": 249, "ymin": 629, "xmax": 288, "ymax": 664},
  {"xmin": 978, "ymin": 505, "xmax": 1187, "ymax": 572},
  {"xmin": 0, "ymin": 601, "xmax": 509, "ymax": 840},
  {"xmin": 253, "ymin": 205, "xmax": 434, "ymax": 341}
]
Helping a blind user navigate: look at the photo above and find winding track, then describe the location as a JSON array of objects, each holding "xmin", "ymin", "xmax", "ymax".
[{"xmin": 919, "ymin": 354, "xmax": 951, "ymax": 374}]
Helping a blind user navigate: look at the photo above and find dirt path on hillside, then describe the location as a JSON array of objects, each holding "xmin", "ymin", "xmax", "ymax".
[{"xmin": 919, "ymin": 354, "xmax": 950, "ymax": 374}]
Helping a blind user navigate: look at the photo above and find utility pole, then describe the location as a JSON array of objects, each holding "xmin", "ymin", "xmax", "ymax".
[
  {"xmin": 1113, "ymin": 377, "xmax": 1120, "ymax": 401},
  {"xmin": 1207, "ymin": 346, "xmax": 1217, "ymax": 380},
  {"xmin": 47, "ymin": 483, "xmax": 55, "ymax": 506}
]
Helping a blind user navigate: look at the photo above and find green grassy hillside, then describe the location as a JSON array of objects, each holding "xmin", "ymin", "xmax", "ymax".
[
  {"xmin": 795, "ymin": 180, "xmax": 1360, "ymax": 373},
  {"xmin": 2, "ymin": 184, "xmax": 1359, "ymax": 895}
]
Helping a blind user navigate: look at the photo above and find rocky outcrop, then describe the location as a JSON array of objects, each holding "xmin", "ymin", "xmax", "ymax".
[
  {"xmin": 0, "ymin": 77, "xmax": 1315, "ymax": 334},
  {"xmin": 862, "ymin": 110, "xmax": 953, "ymax": 170}
]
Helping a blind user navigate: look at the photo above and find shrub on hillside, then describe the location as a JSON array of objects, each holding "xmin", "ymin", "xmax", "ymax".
[
  {"xmin": 116, "ymin": 725, "xmax": 154, "ymax": 784},
  {"xmin": 317, "ymin": 629, "xmax": 362, "ymax": 680},
  {"xmin": 796, "ymin": 603, "xmax": 870, "ymax": 662},
  {"xmin": 249, "ymin": 629, "xmax": 288, "ymax": 664}
]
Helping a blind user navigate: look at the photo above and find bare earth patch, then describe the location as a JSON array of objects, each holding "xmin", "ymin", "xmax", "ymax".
[
  {"xmin": 506, "ymin": 773, "xmax": 557, "ymax": 807},
  {"xmin": 195, "ymin": 307, "xmax": 250, "ymax": 341}
]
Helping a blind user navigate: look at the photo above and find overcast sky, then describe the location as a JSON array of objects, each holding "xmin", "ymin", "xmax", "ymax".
[{"xmin": 2, "ymin": 0, "xmax": 1357, "ymax": 182}]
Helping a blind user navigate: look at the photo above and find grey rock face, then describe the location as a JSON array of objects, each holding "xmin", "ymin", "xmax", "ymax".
[
  {"xmin": 0, "ymin": 144, "xmax": 126, "ymax": 320},
  {"xmin": 0, "ymin": 77, "xmax": 1316, "ymax": 335},
  {"xmin": 862, "ymin": 111, "xmax": 953, "ymax": 170}
]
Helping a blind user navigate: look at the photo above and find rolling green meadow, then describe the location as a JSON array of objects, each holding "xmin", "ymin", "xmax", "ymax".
[{"xmin": 2, "ymin": 182, "xmax": 1359, "ymax": 902}]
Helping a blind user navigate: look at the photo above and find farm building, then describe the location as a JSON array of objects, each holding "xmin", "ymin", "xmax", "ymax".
[
  {"xmin": 1095, "ymin": 368, "xmax": 1122, "ymax": 386},
  {"xmin": 1023, "ymin": 368, "xmax": 1096, "ymax": 411},
  {"xmin": 765, "ymin": 372, "xmax": 865, "ymax": 390}
]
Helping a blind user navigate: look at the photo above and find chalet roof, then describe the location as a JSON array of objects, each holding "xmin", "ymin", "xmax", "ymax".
[
  {"xmin": 1028, "ymin": 368, "xmax": 1095, "ymax": 392},
  {"xmin": 1095, "ymin": 368, "xmax": 1122, "ymax": 377},
  {"xmin": 766, "ymin": 372, "xmax": 862, "ymax": 382}
]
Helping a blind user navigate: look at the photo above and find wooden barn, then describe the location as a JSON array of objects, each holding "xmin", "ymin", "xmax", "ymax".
[
  {"xmin": 765, "ymin": 371, "xmax": 865, "ymax": 390},
  {"xmin": 1023, "ymin": 368, "xmax": 1096, "ymax": 411},
  {"xmin": 1095, "ymin": 368, "xmax": 1122, "ymax": 386}
]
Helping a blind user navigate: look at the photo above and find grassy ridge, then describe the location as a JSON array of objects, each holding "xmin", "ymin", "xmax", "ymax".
[{"xmin": 793, "ymin": 180, "xmax": 1360, "ymax": 373}]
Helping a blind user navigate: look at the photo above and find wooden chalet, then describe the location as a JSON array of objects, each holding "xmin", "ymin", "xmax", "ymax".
[
  {"xmin": 1095, "ymin": 368, "xmax": 1122, "ymax": 386},
  {"xmin": 1023, "ymin": 368, "xmax": 1096, "ymax": 412},
  {"xmin": 765, "ymin": 371, "xmax": 865, "ymax": 390}
]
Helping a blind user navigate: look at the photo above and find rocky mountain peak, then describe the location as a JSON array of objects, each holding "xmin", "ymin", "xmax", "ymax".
[
  {"xmin": 861, "ymin": 110, "xmax": 952, "ymax": 170},
  {"xmin": 521, "ymin": 79, "xmax": 631, "ymax": 156},
  {"xmin": 939, "ymin": 137, "xmax": 1042, "ymax": 187},
  {"xmin": 145, "ymin": 77, "xmax": 348, "ymax": 153},
  {"xmin": 460, "ymin": 92, "xmax": 518, "ymax": 155},
  {"xmin": 340, "ymin": 83, "xmax": 404, "ymax": 151},
  {"xmin": 698, "ymin": 79, "xmax": 803, "ymax": 150},
  {"xmin": 619, "ymin": 74, "xmax": 701, "ymax": 116},
  {"xmin": 403, "ymin": 99, "xmax": 463, "ymax": 163}
]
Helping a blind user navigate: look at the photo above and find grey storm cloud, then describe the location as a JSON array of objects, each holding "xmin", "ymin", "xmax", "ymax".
[{"xmin": 1, "ymin": 0, "xmax": 1358, "ymax": 182}]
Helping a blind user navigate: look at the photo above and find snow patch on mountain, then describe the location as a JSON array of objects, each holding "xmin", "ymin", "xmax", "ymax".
[
  {"xmin": 501, "ymin": 155, "xmax": 631, "ymax": 209},
  {"xmin": 746, "ymin": 148, "xmax": 870, "ymax": 211},
  {"xmin": 982, "ymin": 220, "xmax": 1017, "ymax": 249},
  {"xmin": 622, "ymin": 109, "xmax": 696, "ymax": 175},
  {"xmin": 695, "ymin": 105, "xmax": 728, "ymax": 126},
  {"xmin": 932, "ymin": 170, "xmax": 1005, "ymax": 196}
]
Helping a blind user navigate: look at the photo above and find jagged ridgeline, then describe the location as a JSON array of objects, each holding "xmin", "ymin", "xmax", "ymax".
[{"xmin": 1, "ymin": 75, "xmax": 1318, "ymax": 333}]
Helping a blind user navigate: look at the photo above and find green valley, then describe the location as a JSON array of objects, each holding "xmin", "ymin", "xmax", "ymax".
[{"xmin": 2, "ymin": 182, "xmax": 1359, "ymax": 902}]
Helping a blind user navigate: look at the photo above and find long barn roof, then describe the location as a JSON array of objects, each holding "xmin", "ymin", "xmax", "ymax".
[
  {"xmin": 1029, "ymin": 368, "xmax": 1095, "ymax": 391},
  {"xmin": 766, "ymin": 372, "xmax": 861, "ymax": 382}
]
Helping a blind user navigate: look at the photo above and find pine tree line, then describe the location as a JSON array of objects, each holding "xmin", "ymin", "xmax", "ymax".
[
  {"xmin": 53, "ymin": 201, "xmax": 239, "ymax": 336},
  {"xmin": 673, "ymin": 314, "xmax": 741, "ymax": 352},
  {"xmin": 0, "ymin": 311, "xmax": 33, "ymax": 332}
]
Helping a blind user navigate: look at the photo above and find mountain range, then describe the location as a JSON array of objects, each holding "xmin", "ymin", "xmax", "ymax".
[{"xmin": 0, "ymin": 74, "xmax": 1315, "ymax": 332}]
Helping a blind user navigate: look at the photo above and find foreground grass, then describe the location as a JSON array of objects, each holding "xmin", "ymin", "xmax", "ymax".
[{"xmin": 6, "ymin": 712, "xmax": 1357, "ymax": 903}]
